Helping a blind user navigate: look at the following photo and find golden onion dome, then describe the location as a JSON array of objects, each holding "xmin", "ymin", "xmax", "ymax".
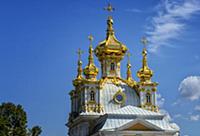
[
  {"xmin": 137, "ymin": 48, "xmax": 153, "ymax": 82},
  {"xmin": 94, "ymin": 16, "xmax": 127, "ymax": 62},
  {"xmin": 84, "ymin": 40, "xmax": 99, "ymax": 80}
]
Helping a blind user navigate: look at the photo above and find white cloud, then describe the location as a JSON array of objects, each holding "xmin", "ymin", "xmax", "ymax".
[
  {"xmin": 157, "ymin": 93, "xmax": 165, "ymax": 107},
  {"xmin": 190, "ymin": 114, "xmax": 200, "ymax": 121},
  {"xmin": 173, "ymin": 113, "xmax": 189, "ymax": 120},
  {"xmin": 172, "ymin": 99, "xmax": 181, "ymax": 106},
  {"xmin": 174, "ymin": 114, "xmax": 182, "ymax": 118},
  {"xmin": 146, "ymin": 0, "xmax": 200, "ymax": 53},
  {"xmin": 179, "ymin": 76, "xmax": 200, "ymax": 101},
  {"xmin": 194, "ymin": 105, "xmax": 200, "ymax": 111}
]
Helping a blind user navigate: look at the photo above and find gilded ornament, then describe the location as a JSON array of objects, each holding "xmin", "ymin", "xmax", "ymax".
[{"xmin": 111, "ymin": 78, "xmax": 120, "ymax": 86}]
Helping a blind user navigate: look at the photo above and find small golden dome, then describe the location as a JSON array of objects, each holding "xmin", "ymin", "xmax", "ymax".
[
  {"xmin": 137, "ymin": 48, "xmax": 153, "ymax": 82},
  {"xmin": 84, "ymin": 37, "xmax": 99, "ymax": 80}
]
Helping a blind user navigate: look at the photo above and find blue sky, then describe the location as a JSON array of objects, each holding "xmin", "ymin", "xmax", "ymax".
[{"xmin": 0, "ymin": 0, "xmax": 200, "ymax": 136}]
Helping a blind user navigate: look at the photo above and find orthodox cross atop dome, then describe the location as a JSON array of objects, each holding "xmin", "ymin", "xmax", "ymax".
[
  {"xmin": 88, "ymin": 35, "xmax": 94, "ymax": 44},
  {"xmin": 103, "ymin": 3, "xmax": 115, "ymax": 37},
  {"xmin": 77, "ymin": 48, "xmax": 83, "ymax": 61},
  {"xmin": 126, "ymin": 51, "xmax": 134, "ymax": 82},
  {"xmin": 127, "ymin": 51, "xmax": 131, "ymax": 64},
  {"xmin": 87, "ymin": 35, "xmax": 94, "ymax": 64},
  {"xmin": 104, "ymin": 3, "xmax": 115, "ymax": 12},
  {"xmin": 141, "ymin": 36, "xmax": 148, "ymax": 48},
  {"xmin": 141, "ymin": 37, "xmax": 148, "ymax": 64},
  {"xmin": 73, "ymin": 48, "xmax": 84, "ymax": 83}
]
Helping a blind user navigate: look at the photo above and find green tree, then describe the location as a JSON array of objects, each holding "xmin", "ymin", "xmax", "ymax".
[
  {"xmin": 28, "ymin": 126, "xmax": 42, "ymax": 136},
  {"xmin": 0, "ymin": 102, "xmax": 42, "ymax": 136}
]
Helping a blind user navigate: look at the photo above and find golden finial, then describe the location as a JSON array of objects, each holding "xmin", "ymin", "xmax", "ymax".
[
  {"xmin": 126, "ymin": 51, "xmax": 134, "ymax": 82},
  {"xmin": 76, "ymin": 48, "xmax": 84, "ymax": 80},
  {"xmin": 88, "ymin": 35, "xmax": 94, "ymax": 45},
  {"xmin": 77, "ymin": 48, "xmax": 84, "ymax": 61},
  {"xmin": 127, "ymin": 51, "xmax": 131, "ymax": 64},
  {"xmin": 140, "ymin": 37, "xmax": 148, "ymax": 67},
  {"xmin": 141, "ymin": 36, "xmax": 148, "ymax": 48},
  {"xmin": 104, "ymin": 3, "xmax": 115, "ymax": 37},
  {"xmin": 88, "ymin": 35, "xmax": 94, "ymax": 64},
  {"xmin": 104, "ymin": 3, "xmax": 115, "ymax": 12},
  {"xmin": 141, "ymin": 36, "xmax": 148, "ymax": 56},
  {"xmin": 126, "ymin": 52, "xmax": 132, "ymax": 79}
]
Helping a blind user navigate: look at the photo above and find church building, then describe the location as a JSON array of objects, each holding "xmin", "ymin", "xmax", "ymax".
[{"xmin": 67, "ymin": 4, "xmax": 180, "ymax": 136}]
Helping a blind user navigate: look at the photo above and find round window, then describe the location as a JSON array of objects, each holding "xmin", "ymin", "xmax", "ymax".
[
  {"xmin": 113, "ymin": 90, "xmax": 126, "ymax": 104},
  {"xmin": 116, "ymin": 94, "xmax": 123, "ymax": 102}
]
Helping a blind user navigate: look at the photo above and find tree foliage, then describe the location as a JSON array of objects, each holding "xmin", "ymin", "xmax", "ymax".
[
  {"xmin": 0, "ymin": 102, "xmax": 42, "ymax": 136},
  {"xmin": 28, "ymin": 126, "xmax": 42, "ymax": 136}
]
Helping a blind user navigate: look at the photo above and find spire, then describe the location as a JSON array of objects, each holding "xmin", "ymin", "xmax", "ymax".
[
  {"xmin": 126, "ymin": 51, "xmax": 136, "ymax": 86},
  {"xmin": 126, "ymin": 51, "xmax": 133, "ymax": 81},
  {"xmin": 137, "ymin": 37, "xmax": 153, "ymax": 82},
  {"xmin": 84, "ymin": 35, "xmax": 99, "ymax": 80},
  {"xmin": 88, "ymin": 35, "xmax": 94, "ymax": 64},
  {"xmin": 106, "ymin": 16, "xmax": 114, "ymax": 37},
  {"xmin": 104, "ymin": 3, "xmax": 115, "ymax": 38},
  {"xmin": 76, "ymin": 48, "xmax": 84, "ymax": 80}
]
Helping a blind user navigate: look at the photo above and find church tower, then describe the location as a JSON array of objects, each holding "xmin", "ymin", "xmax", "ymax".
[
  {"xmin": 137, "ymin": 37, "xmax": 158, "ymax": 112},
  {"xmin": 67, "ymin": 3, "xmax": 180, "ymax": 136}
]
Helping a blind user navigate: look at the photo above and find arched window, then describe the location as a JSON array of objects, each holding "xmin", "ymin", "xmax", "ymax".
[
  {"xmin": 90, "ymin": 91, "xmax": 95, "ymax": 101},
  {"xmin": 146, "ymin": 93, "xmax": 151, "ymax": 103},
  {"xmin": 110, "ymin": 63, "xmax": 115, "ymax": 71}
]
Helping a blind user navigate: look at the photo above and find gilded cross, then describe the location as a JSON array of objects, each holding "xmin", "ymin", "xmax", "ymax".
[
  {"xmin": 141, "ymin": 37, "xmax": 148, "ymax": 48},
  {"xmin": 77, "ymin": 48, "xmax": 83, "ymax": 61},
  {"xmin": 127, "ymin": 51, "xmax": 131, "ymax": 64},
  {"xmin": 88, "ymin": 35, "xmax": 93, "ymax": 44},
  {"xmin": 104, "ymin": 3, "xmax": 115, "ymax": 12}
]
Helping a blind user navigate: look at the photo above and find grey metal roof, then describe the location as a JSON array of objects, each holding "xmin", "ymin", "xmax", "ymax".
[
  {"xmin": 146, "ymin": 119, "xmax": 179, "ymax": 131},
  {"xmin": 92, "ymin": 105, "xmax": 179, "ymax": 133},
  {"xmin": 107, "ymin": 105, "xmax": 163, "ymax": 116}
]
